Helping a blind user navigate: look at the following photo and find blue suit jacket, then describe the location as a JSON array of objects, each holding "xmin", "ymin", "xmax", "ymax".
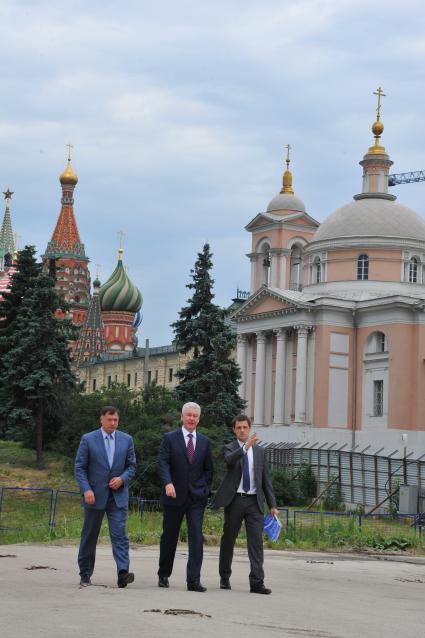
[
  {"xmin": 158, "ymin": 429, "xmax": 213, "ymax": 507},
  {"xmin": 75, "ymin": 428, "xmax": 137, "ymax": 510}
]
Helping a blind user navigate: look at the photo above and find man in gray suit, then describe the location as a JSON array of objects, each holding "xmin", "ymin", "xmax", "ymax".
[
  {"xmin": 75, "ymin": 406, "xmax": 137, "ymax": 588},
  {"xmin": 213, "ymin": 414, "xmax": 278, "ymax": 594}
]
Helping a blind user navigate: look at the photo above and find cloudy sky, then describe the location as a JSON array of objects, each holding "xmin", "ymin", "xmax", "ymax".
[{"xmin": 1, "ymin": 0, "xmax": 424, "ymax": 345}]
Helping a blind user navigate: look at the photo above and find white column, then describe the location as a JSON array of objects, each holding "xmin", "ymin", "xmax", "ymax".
[
  {"xmin": 250, "ymin": 255, "xmax": 257, "ymax": 293},
  {"xmin": 269, "ymin": 252, "xmax": 277, "ymax": 288},
  {"xmin": 253, "ymin": 331, "xmax": 267, "ymax": 426},
  {"xmin": 236, "ymin": 333, "xmax": 247, "ymax": 400},
  {"xmin": 273, "ymin": 328, "xmax": 286, "ymax": 425},
  {"xmin": 294, "ymin": 326, "xmax": 309, "ymax": 423}
]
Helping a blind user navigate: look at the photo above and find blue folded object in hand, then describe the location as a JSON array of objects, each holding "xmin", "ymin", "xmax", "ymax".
[{"xmin": 263, "ymin": 512, "xmax": 282, "ymax": 542}]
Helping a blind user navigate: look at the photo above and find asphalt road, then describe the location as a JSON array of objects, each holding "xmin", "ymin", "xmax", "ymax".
[{"xmin": 1, "ymin": 544, "xmax": 424, "ymax": 638}]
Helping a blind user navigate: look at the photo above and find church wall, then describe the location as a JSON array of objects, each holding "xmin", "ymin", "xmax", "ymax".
[
  {"xmin": 326, "ymin": 249, "xmax": 402, "ymax": 282},
  {"xmin": 313, "ymin": 324, "xmax": 353, "ymax": 429},
  {"xmin": 356, "ymin": 323, "xmax": 414, "ymax": 431},
  {"xmin": 412, "ymin": 324, "xmax": 425, "ymax": 430}
]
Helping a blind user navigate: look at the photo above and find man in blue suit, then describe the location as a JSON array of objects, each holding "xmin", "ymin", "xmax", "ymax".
[
  {"xmin": 157, "ymin": 402, "xmax": 213, "ymax": 592},
  {"xmin": 75, "ymin": 406, "xmax": 137, "ymax": 588}
]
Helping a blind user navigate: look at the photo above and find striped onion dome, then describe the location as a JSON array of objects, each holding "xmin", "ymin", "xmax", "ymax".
[{"xmin": 99, "ymin": 252, "xmax": 142, "ymax": 313}]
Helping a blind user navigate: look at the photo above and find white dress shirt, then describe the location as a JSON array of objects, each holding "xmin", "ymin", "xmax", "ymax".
[
  {"xmin": 236, "ymin": 440, "xmax": 256, "ymax": 494},
  {"xmin": 182, "ymin": 426, "xmax": 196, "ymax": 450}
]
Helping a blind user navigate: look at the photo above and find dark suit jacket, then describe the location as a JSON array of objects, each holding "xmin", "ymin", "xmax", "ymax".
[
  {"xmin": 158, "ymin": 428, "xmax": 214, "ymax": 507},
  {"xmin": 212, "ymin": 440, "xmax": 277, "ymax": 513},
  {"xmin": 75, "ymin": 428, "xmax": 137, "ymax": 510}
]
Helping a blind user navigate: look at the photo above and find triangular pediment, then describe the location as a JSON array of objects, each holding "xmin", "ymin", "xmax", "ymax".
[
  {"xmin": 232, "ymin": 285, "xmax": 312, "ymax": 320},
  {"xmin": 245, "ymin": 211, "xmax": 319, "ymax": 232}
]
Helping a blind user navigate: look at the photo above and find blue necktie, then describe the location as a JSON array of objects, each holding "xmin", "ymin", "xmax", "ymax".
[
  {"xmin": 106, "ymin": 434, "xmax": 114, "ymax": 467},
  {"xmin": 242, "ymin": 452, "xmax": 250, "ymax": 492}
]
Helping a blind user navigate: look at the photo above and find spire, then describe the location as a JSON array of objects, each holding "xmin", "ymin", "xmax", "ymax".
[
  {"xmin": 44, "ymin": 148, "xmax": 85, "ymax": 258},
  {"xmin": 0, "ymin": 189, "xmax": 15, "ymax": 269},
  {"xmin": 73, "ymin": 275, "xmax": 106, "ymax": 366},
  {"xmin": 280, "ymin": 144, "xmax": 294, "ymax": 195},
  {"xmin": 356, "ymin": 87, "xmax": 394, "ymax": 200}
]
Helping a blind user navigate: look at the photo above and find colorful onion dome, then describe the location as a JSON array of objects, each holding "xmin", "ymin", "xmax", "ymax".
[
  {"xmin": 99, "ymin": 250, "xmax": 143, "ymax": 313},
  {"xmin": 93, "ymin": 277, "xmax": 101, "ymax": 289},
  {"xmin": 60, "ymin": 160, "xmax": 78, "ymax": 186}
]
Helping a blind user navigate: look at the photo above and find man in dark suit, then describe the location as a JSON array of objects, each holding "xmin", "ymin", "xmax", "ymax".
[
  {"xmin": 213, "ymin": 414, "xmax": 278, "ymax": 594},
  {"xmin": 157, "ymin": 402, "xmax": 213, "ymax": 592},
  {"xmin": 75, "ymin": 406, "xmax": 137, "ymax": 588}
]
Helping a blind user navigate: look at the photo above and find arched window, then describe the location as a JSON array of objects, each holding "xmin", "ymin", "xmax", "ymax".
[
  {"xmin": 409, "ymin": 257, "xmax": 418, "ymax": 283},
  {"xmin": 312, "ymin": 257, "xmax": 321, "ymax": 284},
  {"xmin": 289, "ymin": 245, "xmax": 302, "ymax": 291},
  {"xmin": 261, "ymin": 243, "xmax": 271, "ymax": 286},
  {"xmin": 357, "ymin": 254, "xmax": 369, "ymax": 281}
]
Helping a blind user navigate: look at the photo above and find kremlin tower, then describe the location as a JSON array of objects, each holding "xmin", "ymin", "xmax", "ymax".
[
  {"xmin": 0, "ymin": 189, "xmax": 15, "ymax": 271},
  {"xmin": 0, "ymin": 189, "xmax": 17, "ymax": 301},
  {"xmin": 42, "ymin": 149, "xmax": 90, "ymax": 324},
  {"xmin": 99, "ymin": 244, "xmax": 142, "ymax": 353}
]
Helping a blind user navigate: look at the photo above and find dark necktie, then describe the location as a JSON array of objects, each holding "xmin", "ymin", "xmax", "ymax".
[
  {"xmin": 187, "ymin": 433, "xmax": 194, "ymax": 463},
  {"xmin": 242, "ymin": 451, "xmax": 250, "ymax": 492}
]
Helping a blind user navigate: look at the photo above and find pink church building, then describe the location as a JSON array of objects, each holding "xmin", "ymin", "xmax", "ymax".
[{"xmin": 233, "ymin": 102, "xmax": 425, "ymax": 456}]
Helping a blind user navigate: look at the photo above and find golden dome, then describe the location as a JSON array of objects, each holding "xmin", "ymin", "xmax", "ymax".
[{"xmin": 59, "ymin": 160, "xmax": 78, "ymax": 185}]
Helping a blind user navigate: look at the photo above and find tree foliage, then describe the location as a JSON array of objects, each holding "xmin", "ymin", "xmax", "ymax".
[
  {"xmin": 0, "ymin": 249, "xmax": 76, "ymax": 468},
  {"xmin": 172, "ymin": 243, "xmax": 244, "ymax": 431},
  {"xmin": 56, "ymin": 383, "xmax": 181, "ymax": 498}
]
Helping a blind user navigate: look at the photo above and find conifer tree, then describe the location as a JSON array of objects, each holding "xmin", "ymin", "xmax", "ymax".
[
  {"xmin": 0, "ymin": 266, "xmax": 75, "ymax": 469},
  {"xmin": 172, "ymin": 243, "xmax": 244, "ymax": 430}
]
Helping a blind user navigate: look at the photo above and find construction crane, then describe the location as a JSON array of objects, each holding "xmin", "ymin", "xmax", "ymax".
[{"xmin": 388, "ymin": 171, "xmax": 425, "ymax": 186}]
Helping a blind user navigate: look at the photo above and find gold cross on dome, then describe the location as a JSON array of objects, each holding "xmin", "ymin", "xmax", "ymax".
[
  {"xmin": 95, "ymin": 263, "xmax": 102, "ymax": 279},
  {"xmin": 373, "ymin": 87, "xmax": 386, "ymax": 121},
  {"xmin": 285, "ymin": 143, "xmax": 291, "ymax": 162},
  {"xmin": 117, "ymin": 230, "xmax": 125, "ymax": 250},
  {"xmin": 66, "ymin": 143, "xmax": 74, "ymax": 161}
]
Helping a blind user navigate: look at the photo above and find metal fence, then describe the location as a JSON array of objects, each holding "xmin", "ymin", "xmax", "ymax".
[
  {"xmin": 0, "ymin": 487, "xmax": 161, "ymax": 532},
  {"xmin": 265, "ymin": 444, "xmax": 425, "ymax": 509},
  {"xmin": 1, "ymin": 487, "xmax": 425, "ymax": 547}
]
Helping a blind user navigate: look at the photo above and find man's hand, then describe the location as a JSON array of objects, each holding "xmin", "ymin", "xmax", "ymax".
[
  {"xmin": 244, "ymin": 432, "xmax": 259, "ymax": 450},
  {"xmin": 165, "ymin": 483, "xmax": 176, "ymax": 498},
  {"xmin": 270, "ymin": 507, "xmax": 279, "ymax": 518},
  {"xmin": 84, "ymin": 490, "xmax": 95, "ymax": 505},
  {"xmin": 109, "ymin": 477, "xmax": 124, "ymax": 490}
]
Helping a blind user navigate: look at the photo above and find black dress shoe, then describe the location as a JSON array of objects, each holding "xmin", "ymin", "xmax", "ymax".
[
  {"xmin": 250, "ymin": 583, "xmax": 271, "ymax": 594},
  {"xmin": 79, "ymin": 576, "xmax": 91, "ymax": 587},
  {"xmin": 220, "ymin": 578, "xmax": 231, "ymax": 590},
  {"xmin": 187, "ymin": 582, "xmax": 207, "ymax": 592},
  {"xmin": 117, "ymin": 570, "xmax": 135, "ymax": 588},
  {"xmin": 158, "ymin": 576, "xmax": 169, "ymax": 588}
]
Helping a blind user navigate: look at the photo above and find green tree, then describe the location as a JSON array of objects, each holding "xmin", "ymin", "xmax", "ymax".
[
  {"xmin": 0, "ymin": 245, "xmax": 41, "ymax": 347},
  {"xmin": 172, "ymin": 243, "xmax": 244, "ymax": 431},
  {"xmin": 0, "ymin": 269, "xmax": 76, "ymax": 469}
]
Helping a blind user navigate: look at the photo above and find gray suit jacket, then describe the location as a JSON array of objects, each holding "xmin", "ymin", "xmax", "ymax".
[
  {"xmin": 212, "ymin": 440, "xmax": 277, "ymax": 513},
  {"xmin": 75, "ymin": 428, "xmax": 136, "ymax": 510}
]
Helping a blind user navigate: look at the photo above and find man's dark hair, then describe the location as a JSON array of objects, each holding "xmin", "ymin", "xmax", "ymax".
[
  {"xmin": 100, "ymin": 406, "xmax": 120, "ymax": 417},
  {"xmin": 232, "ymin": 414, "xmax": 251, "ymax": 428}
]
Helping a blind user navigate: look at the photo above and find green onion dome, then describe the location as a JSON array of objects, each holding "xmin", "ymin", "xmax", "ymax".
[{"xmin": 99, "ymin": 251, "xmax": 142, "ymax": 313}]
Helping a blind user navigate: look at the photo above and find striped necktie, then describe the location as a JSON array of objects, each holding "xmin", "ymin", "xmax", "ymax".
[{"xmin": 187, "ymin": 433, "xmax": 194, "ymax": 463}]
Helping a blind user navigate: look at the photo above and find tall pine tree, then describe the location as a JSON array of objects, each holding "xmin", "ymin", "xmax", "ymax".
[
  {"xmin": 172, "ymin": 243, "xmax": 243, "ymax": 430},
  {"xmin": 0, "ymin": 257, "xmax": 76, "ymax": 469}
]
